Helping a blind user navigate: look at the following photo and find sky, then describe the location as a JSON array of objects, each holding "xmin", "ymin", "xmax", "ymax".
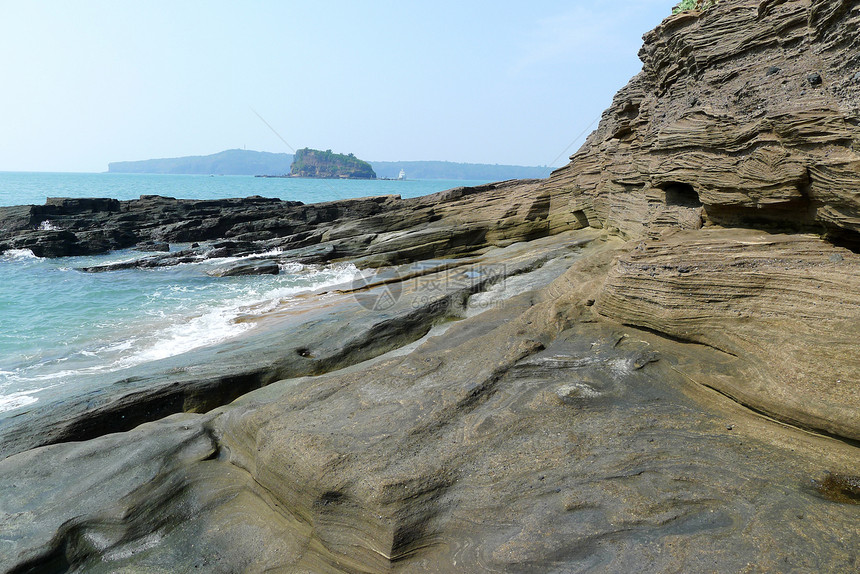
[{"xmin": 0, "ymin": 1, "xmax": 673, "ymax": 173}]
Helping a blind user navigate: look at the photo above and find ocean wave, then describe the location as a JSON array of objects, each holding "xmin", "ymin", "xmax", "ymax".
[
  {"xmin": 0, "ymin": 248, "xmax": 41, "ymax": 261},
  {"xmin": 234, "ymin": 263, "xmax": 357, "ymax": 315},
  {"xmin": 0, "ymin": 390, "xmax": 39, "ymax": 413},
  {"xmin": 116, "ymin": 262, "xmax": 359, "ymax": 366},
  {"xmin": 116, "ymin": 309, "xmax": 253, "ymax": 367},
  {"xmin": 0, "ymin": 262, "xmax": 361, "ymax": 397},
  {"xmin": 279, "ymin": 261, "xmax": 305, "ymax": 274},
  {"xmin": 186, "ymin": 247, "xmax": 286, "ymax": 267}
]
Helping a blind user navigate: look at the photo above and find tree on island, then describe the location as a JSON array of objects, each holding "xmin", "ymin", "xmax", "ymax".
[{"xmin": 290, "ymin": 148, "xmax": 376, "ymax": 179}]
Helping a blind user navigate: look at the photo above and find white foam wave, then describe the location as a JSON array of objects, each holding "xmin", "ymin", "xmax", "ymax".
[
  {"xmin": 98, "ymin": 340, "xmax": 135, "ymax": 354},
  {"xmin": 196, "ymin": 247, "xmax": 286, "ymax": 266},
  {"xmin": 0, "ymin": 391, "xmax": 39, "ymax": 413},
  {"xmin": 279, "ymin": 261, "xmax": 304, "ymax": 273},
  {"xmin": 116, "ymin": 306, "xmax": 254, "ymax": 367},
  {"xmin": 1, "ymin": 248, "xmax": 41, "ymax": 261},
  {"xmin": 0, "ymin": 262, "xmax": 362, "ymax": 391},
  {"xmin": 248, "ymin": 263, "xmax": 358, "ymax": 311},
  {"xmin": 112, "ymin": 262, "xmax": 360, "ymax": 369},
  {"xmin": 38, "ymin": 220, "xmax": 59, "ymax": 231}
]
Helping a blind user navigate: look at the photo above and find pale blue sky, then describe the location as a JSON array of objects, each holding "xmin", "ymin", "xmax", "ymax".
[{"xmin": 0, "ymin": 1, "xmax": 672, "ymax": 172}]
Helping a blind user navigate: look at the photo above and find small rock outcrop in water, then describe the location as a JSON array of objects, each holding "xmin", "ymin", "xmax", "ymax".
[
  {"xmin": 290, "ymin": 147, "xmax": 376, "ymax": 179},
  {"xmin": 205, "ymin": 259, "xmax": 280, "ymax": 277},
  {"xmin": 0, "ymin": 1, "xmax": 858, "ymax": 572}
]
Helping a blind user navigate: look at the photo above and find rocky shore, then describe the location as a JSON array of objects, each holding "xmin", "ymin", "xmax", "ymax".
[{"xmin": 1, "ymin": 1, "xmax": 858, "ymax": 572}]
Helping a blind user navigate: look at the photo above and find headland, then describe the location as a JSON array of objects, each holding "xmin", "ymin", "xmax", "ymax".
[{"xmin": 0, "ymin": 1, "xmax": 857, "ymax": 571}]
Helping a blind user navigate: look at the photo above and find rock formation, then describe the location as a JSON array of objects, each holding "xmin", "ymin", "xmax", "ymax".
[
  {"xmin": 536, "ymin": 0, "xmax": 860, "ymax": 445},
  {"xmin": 290, "ymin": 148, "xmax": 376, "ymax": 179},
  {"xmin": 542, "ymin": 0, "xmax": 860, "ymax": 250},
  {"xmin": 0, "ymin": 181, "xmax": 551, "ymax": 261},
  {"xmin": 0, "ymin": 1, "xmax": 858, "ymax": 572}
]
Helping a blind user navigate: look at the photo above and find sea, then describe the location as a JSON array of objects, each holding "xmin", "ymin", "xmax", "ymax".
[{"xmin": 0, "ymin": 172, "xmax": 488, "ymax": 417}]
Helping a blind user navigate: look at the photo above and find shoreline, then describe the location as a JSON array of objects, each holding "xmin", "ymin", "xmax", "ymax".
[
  {"xmin": 2, "ymin": 216, "xmax": 857, "ymax": 571},
  {"xmin": 2, "ymin": 1, "xmax": 859, "ymax": 569},
  {"xmin": 0, "ymin": 229, "xmax": 598, "ymax": 459}
]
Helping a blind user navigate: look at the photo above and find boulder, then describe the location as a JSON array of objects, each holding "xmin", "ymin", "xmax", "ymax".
[{"xmin": 206, "ymin": 259, "xmax": 281, "ymax": 277}]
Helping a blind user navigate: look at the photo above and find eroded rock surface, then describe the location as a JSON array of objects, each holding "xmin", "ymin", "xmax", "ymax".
[
  {"xmin": 0, "ymin": 232, "xmax": 596, "ymax": 460},
  {"xmin": 541, "ymin": 0, "xmax": 860, "ymax": 249},
  {"xmin": 0, "ymin": 179, "xmax": 562, "ymax": 262},
  {"xmin": 1, "ymin": 244, "xmax": 857, "ymax": 572},
  {"xmin": 1, "ymin": 1, "xmax": 859, "ymax": 572},
  {"xmin": 594, "ymin": 228, "xmax": 860, "ymax": 441}
]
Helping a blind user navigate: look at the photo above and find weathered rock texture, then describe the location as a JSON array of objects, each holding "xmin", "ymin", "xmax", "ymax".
[
  {"xmin": 533, "ymin": 0, "xmax": 860, "ymax": 444},
  {"xmin": 0, "ymin": 232, "xmax": 594, "ymax": 459},
  {"xmin": 595, "ymin": 228, "xmax": 860, "ymax": 441},
  {"xmin": 1, "ymin": 243, "xmax": 857, "ymax": 572},
  {"xmin": 0, "ymin": 180, "xmax": 561, "ymax": 262},
  {"xmin": 541, "ymin": 0, "xmax": 860, "ymax": 249},
  {"xmin": 1, "ymin": 1, "xmax": 859, "ymax": 572}
]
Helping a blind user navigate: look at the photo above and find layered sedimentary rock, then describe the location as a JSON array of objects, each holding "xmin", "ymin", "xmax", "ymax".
[
  {"xmin": 541, "ymin": 0, "xmax": 860, "ymax": 248},
  {"xmin": 595, "ymin": 228, "xmax": 860, "ymax": 441},
  {"xmin": 0, "ymin": 1, "xmax": 859, "ymax": 572},
  {"xmin": 536, "ymin": 0, "xmax": 860, "ymax": 444},
  {"xmin": 1, "ymin": 242, "xmax": 857, "ymax": 572},
  {"xmin": 0, "ymin": 232, "xmax": 595, "ymax": 459}
]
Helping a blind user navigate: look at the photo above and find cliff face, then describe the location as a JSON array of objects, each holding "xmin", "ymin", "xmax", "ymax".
[
  {"xmin": 1, "ymin": 2, "xmax": 859, "ymax": 573},
  {"xmin": 539, "ymin": 0, "xmax": 860, "ymax": 443},
  {"xmin": 543, "ymin": 0, "xmax": 860, "ymax": 248}
]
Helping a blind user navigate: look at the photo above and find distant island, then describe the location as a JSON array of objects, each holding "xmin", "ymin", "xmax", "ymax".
[
  {"xmin": 289, "ymin": 148, "xmax": 376, "ymax": 179},
  {"xmin": 107, "ymin": 149, "xmax": 293, "ymax": 176},
  {"xmin": 107, "ymin": 149, "xmax": 553, "ymax": 180}
]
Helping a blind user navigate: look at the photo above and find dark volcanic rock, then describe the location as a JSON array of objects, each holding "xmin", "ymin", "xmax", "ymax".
[
  {"xmin": 44, "ymin": 197, "xmax": 121, "ymax": 213},
  {"xmin": 0, "ymin": 195, "xmax": 305, "ymax": 258},
  {"xmin": 0, "ymin": 180, "xmax": 568, "ymax": 269},
  {"xmin": 136, "ymin": 240, "xmax": 170, "ymax": 252},
  {"xmin": 206, "ymin": 259, "xmax": 281, "ymax": 277}
]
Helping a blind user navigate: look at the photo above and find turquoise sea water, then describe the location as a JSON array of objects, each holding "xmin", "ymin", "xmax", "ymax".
[
  {"xmin": 0, "ymin": 171, "xmax": 482, "ymax": 207},
  {"xmin": 0, "ymin": 173, "xmax": 489, "ymax": 416}
]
